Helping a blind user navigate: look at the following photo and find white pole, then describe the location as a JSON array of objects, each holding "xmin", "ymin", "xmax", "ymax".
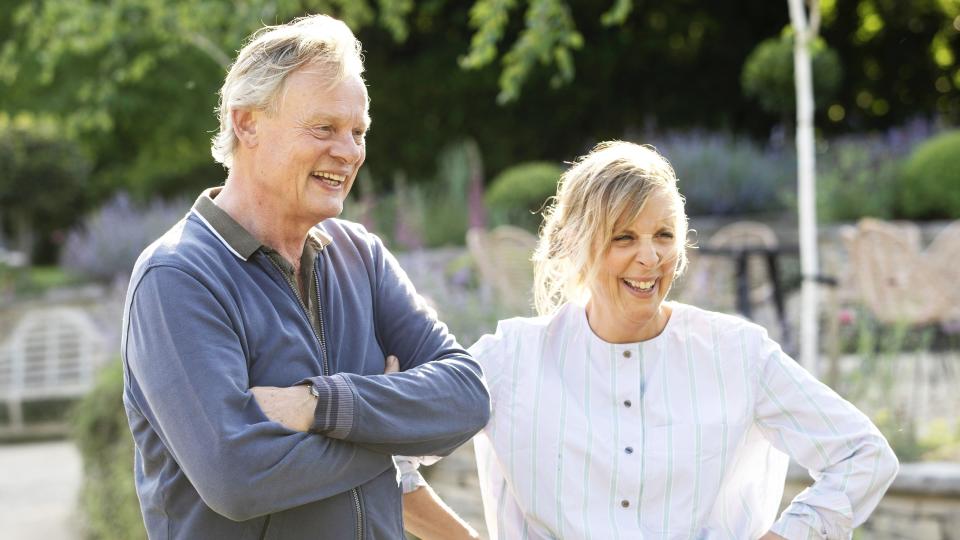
[{"xmin": 787, "ymin": 0, "xmax": 820, "ymax": 375}]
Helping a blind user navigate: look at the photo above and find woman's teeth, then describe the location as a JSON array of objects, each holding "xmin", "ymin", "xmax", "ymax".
[{"xmin": 623, "ymin": 278, "xmax": 655, "ymax": 292}]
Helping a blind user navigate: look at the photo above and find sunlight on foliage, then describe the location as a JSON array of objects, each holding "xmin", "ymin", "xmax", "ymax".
[{"xmin": 855, "ymin": 0, "xmax": 884, "ymax": 44}]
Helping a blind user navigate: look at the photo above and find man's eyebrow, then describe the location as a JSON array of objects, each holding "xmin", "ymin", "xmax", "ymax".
[{"xmin": 301, "ymin": 113, "xmax": 371, "ymax": 130}]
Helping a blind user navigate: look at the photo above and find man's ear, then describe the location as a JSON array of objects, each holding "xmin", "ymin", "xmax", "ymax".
[{"xmin": 232, "ymin": 108, "xmax": 258, "ymax": 148}]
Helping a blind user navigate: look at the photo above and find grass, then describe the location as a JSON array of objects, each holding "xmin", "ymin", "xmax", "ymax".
[{"xmin": 1, "ymin": 264, "xmax": 85, "ymax": 298}]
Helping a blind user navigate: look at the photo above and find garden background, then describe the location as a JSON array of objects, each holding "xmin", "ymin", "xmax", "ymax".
[{"xmin": 1, "ymin": 0, "xmax": 959, "ymax": 538}]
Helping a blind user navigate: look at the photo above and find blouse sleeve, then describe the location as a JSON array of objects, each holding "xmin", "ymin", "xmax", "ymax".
[
  {"xmin": 467, "ymin": 320, "xmax": 510, "ymax": 401},
  {"xmin": 752, "ymin": 331, "xmax": 899, "ymax": 539}
]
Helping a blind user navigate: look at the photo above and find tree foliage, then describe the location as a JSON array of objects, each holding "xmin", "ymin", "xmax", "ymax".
[
  {"xmin": 741, "ymin": 33, "xmax": 843, "ymax": 119},
  {"xmin": 0, "ymin": 120, "xmax": 92, "ymax": 262},
  {"xmin": 0, "ymin": 0, "xmax": 417, "ymax": 200},
  {"xmin": 0, "ymin": 0, "xmax": 956, "ymax": 211}
]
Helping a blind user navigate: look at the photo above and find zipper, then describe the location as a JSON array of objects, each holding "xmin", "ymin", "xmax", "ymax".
[
  {"xmin": 265, "ymin": 251, "xmax": 363, "ymax": 540},
  {"xmin": 258, "ymin": 514, "xmax": 272, "ymax": 539},
  {"xmin": 351, "ymin": 484, "xmax": 365, "ymax": 540},
  {"xmin": 313, "ymin": 269, "xmax": 330, "ymax": 378},
  {"xmin": 314, "ymin": 264, "xmax": 363, "ymax": 540},
  {"xmin": 263, "ymin": 254, "xmax": 329, "ymax": 376}
]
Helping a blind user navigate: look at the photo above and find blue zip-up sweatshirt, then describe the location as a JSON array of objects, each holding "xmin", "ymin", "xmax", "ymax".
[{"xmin": 121, "ymin": 194, "xmax": 490, "ymax": 539}]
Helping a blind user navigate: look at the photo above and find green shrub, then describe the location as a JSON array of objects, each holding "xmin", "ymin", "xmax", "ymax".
[
  {"xmin": 342, "ymin": 141, "xmax": 485, "ymax": 250},
  {"xmin": 741, "ymin": 34, "xmax": 842, "ymax": 119},
  {"xmin": 485, "ymin": 162, "xmax": 563, "ymax": 230},
  {"xmin": 71, "ymin": 361, "xmax": 146, "ymax": 540},
  {"xmin": 816, "ymin": 138, "xmax": 901, "ymax": 222},
  {"xmin": 898, "ymin": 130, "xmax": 960, "ymax": 220}
]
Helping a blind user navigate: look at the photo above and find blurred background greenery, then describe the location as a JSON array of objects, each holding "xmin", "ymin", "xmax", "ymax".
[
  {"xmin": 2, "ymin": 1, "xmax": 960, "ymax": 538},
  {"xmin": 1, "ymin": 0, "xmax": 959, "ymax": 266}
]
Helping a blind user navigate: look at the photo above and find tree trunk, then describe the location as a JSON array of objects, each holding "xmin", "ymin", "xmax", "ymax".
[
  {"xmin": 12, "ymin": 211, "xmax": 34, "ymax": 265},
  {"xmin": 787, "ymin": 0, "xmax": 820, "ymax": 375}
]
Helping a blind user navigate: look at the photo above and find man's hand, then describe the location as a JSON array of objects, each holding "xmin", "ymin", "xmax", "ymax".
[
  {"xmin": 758, "ymin": 532, "xmax": 787, "ymax": 540},
  {"xmin": 251, "ymin": 385, "xmax": 315, "ymax": 432},
  {"xmin": 384, "ymin": 354, "xmax": 399, "ymax": 374},
  {"xmin": 251, "ymin": 355, "xmax": 401, "ymax": 432}
]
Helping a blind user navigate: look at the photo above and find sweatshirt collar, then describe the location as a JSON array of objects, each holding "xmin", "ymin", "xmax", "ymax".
[{"xmin": 191, "ymin": 187, "xmax": 332, "ymax": 261}]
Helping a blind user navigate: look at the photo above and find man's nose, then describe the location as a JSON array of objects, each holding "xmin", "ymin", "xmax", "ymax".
[{"xmin": 330, "ymin": 133, "xmax": 363, "ymax": 164}]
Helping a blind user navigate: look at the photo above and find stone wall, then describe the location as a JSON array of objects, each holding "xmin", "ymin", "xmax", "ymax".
[
  {"xmin": 784, "ymin": 462, "xmax": 960, "ymax": 540},
  {"xmin": 426, "ymin": 454, "xmax": 960, "ymax": 539}
]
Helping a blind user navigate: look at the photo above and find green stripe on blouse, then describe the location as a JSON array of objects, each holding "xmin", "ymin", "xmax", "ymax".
[
  {"xmin": 529, "ymin": 330, "xmax": 549, "ymax": 520},
  {"xmin": 503, "ymin": 332, "xmax": 524, "ymax": 535},
  {"xmin": 496, "ymin": 479, "xmax": 508, "ymax": 540},
  {"xmin": 661, "ymin": 342, "xmax": 674, "ymax": 533},
  {"xmin": 581, "ymin": 337, "xmax": 594, "ymax": 540},
  {"xmin": 684, "ymin": 311, "xmax": 704, "ymax": 539},
  {"xmin": 758, "ymin": 377, "xmax": 831, "ymax": 464},
  {"xmin": 772, "ymin": 355, "xmax": 856, "ymax": 491},
  {"xmin": 636, "ymin": 343, "xmax": 647, "ymax": 528},
  {"xmin": 555, "ymin": 328, "xmax": 571, "ymax": 538},
  {"xmin": 607, "ymin": 344, "xmax": 621, "ymax": 540},
  {"xmin": 711, "ymin": 318, "xmax": 735, "ymax": 540}
]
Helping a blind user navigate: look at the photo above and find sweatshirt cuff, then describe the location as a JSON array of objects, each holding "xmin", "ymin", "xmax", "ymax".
[{"xmin": 301, "ymin": 374, "xmax": 355, "ymax": 438}]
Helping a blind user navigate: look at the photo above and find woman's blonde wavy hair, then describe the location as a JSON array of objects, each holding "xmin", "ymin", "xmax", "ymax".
[{"xmin": 533, "ymin": 141, "xmax": 690, "ymax": 316}]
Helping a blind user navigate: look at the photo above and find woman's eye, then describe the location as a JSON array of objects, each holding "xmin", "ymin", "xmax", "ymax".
[{"xmin": 657, "ymin": 231, "xmax": 675, "ymax": 239}]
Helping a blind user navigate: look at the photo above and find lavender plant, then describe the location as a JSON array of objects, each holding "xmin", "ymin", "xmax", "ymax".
[
  {"xmin": 654, "ymin": 132, "xmax": 795, "ymax": 216},
  {"xmin": 59, "ymin": 193, "xmax": 186, "ymax": 282}
]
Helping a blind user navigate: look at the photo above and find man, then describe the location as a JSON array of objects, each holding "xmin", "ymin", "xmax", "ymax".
[{"xmin": 121, "ymin": 14, "xmax": 490, "ymax": 539}]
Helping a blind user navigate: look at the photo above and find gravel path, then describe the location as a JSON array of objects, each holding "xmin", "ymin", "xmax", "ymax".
[{"xmin": 0, "ymin": 440, "xmax": 82, "ymax": 540}]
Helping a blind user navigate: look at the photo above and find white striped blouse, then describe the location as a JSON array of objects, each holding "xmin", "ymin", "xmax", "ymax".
[{"xmin": 470, "ymin": 302, "xmax": 898, "ymax": 540}]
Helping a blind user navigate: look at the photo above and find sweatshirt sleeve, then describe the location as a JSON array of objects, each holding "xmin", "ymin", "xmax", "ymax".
[
  {"xmin": 392, "ymin": 321, "xmax": 511, "ymax": 486},
  {"xmin": 123, "ymin": 264, "xmax": 394, "ymax": 521},
  {"xmin": 303, "ymin": 234, "xmax": 490, "ymax": 457},
  {"xmin": 752, "ymin": 331, "xmax": 899, "ymax": 539}
]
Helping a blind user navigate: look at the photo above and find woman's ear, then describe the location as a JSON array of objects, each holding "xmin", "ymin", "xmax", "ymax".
[{"xmin": 231, "ymin": 108, "xmax": 258, "ymax": 148}]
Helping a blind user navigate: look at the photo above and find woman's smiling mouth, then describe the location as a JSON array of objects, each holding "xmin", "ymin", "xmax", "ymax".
[{"xmin": 622, "ymin": 277, "xmax": 657, "ymax": 293}]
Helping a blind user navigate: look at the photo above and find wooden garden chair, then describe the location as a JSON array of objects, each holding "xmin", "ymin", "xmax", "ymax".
[
  {"xmin": 846, "ymin": 218, "xmax": 950, "ymax": 326},
  {"xmin": 466, "ymin": 226, "xmax": 537, "ymax": 316}
]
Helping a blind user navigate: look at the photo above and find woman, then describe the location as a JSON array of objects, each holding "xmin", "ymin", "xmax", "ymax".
[{"xmin": 400, "ymin": 141, "xmax": 897, "ymax": 540}]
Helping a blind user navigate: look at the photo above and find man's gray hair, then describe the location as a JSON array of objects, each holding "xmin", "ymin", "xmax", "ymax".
[{"xmin": 211, "ymin": 14, "xmax": 365, "ymax": 169}]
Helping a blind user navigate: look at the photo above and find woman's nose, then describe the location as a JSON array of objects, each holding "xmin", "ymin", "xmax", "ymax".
[{"xmin": 634, "ymin": 237, "xmax": 660, "ymax": 267}]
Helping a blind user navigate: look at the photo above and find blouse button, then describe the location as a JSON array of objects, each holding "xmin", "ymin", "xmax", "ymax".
[
  {"xmin": 625, "ymin": 446, "xmax": 634, "ymax": 454},
  {"xmin": 620, "ymin": 500, "xmax": 630, "ymax": 508},
  {"xmin": 623, "ymin": 400, "xmax": 632, "ymax": 408},
  {"xmin": 622, "ymin": 350, "xmax": 632, "ymax": 358}
]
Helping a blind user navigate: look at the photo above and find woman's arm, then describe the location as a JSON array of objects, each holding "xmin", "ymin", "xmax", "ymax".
[
  {"xmin": 753, "ymin": 333, "xmax": 898, "ymax": 539},
  {"xmin": 403, "ymin": 483, "xmax": 480, "ymax": 540}
]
